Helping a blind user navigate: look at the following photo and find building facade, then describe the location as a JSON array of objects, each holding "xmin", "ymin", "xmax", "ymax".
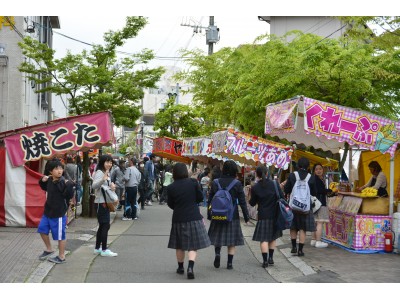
[
  {"xmin": 259, "ymin": 16, "xmax": 346, "ymax": 42},
  {"xmin": 0, "ymin": 16, "xmax": 60, "ymax": 133}
]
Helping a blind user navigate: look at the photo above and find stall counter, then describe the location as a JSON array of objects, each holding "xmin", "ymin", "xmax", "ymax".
[{"xmin": 324, "ymin": 192, "xmax": 392, "ymax": 251}]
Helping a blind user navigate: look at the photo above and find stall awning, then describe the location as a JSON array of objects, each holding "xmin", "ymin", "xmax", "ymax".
[
  {"xmin": 2, "ymin": 111, "xmax": 114, "ymax": 167},
  {"xmin": 265, "ymin": 97, "xmax": 400, "ymax": 157},
  {"xmin": 292, "ymin": 149, "xmax": 339, "ymax": 170},
  {"xmin": 152, "ymin": 137, "xmax": 191, "ymax": 164},
  {"xmin": 211, "ymin": 128, "xmax": 293, "ymax": 169}
]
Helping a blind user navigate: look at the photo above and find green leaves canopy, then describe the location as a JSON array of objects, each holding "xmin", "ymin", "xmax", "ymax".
[
  {"xmin": 176, "ymin": 20, "xmax": 400, "ymax": 137},
  {"xmin": 19, "ymin": 16, "xmax": 165, "ymax": 128}
]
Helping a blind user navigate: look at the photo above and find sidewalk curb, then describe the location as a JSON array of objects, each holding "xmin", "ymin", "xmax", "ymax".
[
  {"xmin": 27, "ymin": 213, "xmax": 119, "ymax": 283},
  {"xmin": 240, "ymin": 215, "xmax": 315, "ymax": 282}
]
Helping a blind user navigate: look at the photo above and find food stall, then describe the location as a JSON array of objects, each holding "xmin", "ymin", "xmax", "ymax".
[
  {"xmin": 211, "ymin": 128, "xmax": 294, "ymax": 220},
  {"xmin": 0, "ymin": 111, "xmax": 115, "ymax": 227},
  {"xmin": 152, "ymin": 137, "xmax": 191, "ymax": 164},
  {"xmin": 265, "ymin": 96, "xmax": 400, "ymax": 251}
]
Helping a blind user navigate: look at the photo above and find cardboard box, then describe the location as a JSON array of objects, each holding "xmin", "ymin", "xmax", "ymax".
[{"xmin": 359, "ymin": 197, "xmax": 389, "ymax": 215}]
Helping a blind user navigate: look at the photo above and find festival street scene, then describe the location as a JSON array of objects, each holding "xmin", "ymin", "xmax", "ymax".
[{"xmin": 0, "ymin": 7, "xmax": 400, "ymax": 296}]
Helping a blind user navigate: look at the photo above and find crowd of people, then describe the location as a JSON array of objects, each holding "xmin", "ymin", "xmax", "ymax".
[{"xmin": 37, "ymin": 153, "xmax": 356, "ymax": 280}]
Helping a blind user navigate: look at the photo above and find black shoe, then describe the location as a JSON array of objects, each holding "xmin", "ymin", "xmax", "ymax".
[
  {"xmin": 213, "ymin": 254, "xmax": 221, "ymax": 268},
  {"xmin": 187, "ymin": 267, "xmax": 194, "ymax": 279},
  {"xmin": 176, "ymin": 267, "xmax": 184, "ymax": 274},
  {"xmin": 291, "ymin": 247, "xmax": 298, "ymax": 254},
  {"xmin": 298, "ymin": 250, "xmax": 304, "ymax": 257},
  {"xmin": 227, "ymin": 263, "xmax": 233, "ymax": 270},
  {"xmin": 268, "ymin": 257, "xmax": 274, "ymax": 265},
  {"xmin": 141, "ymin": 206, "xmax": 145, "ymax": 210},
  {"xmin": 262, "ymin": 261, "xmax": 268, "ymax": 268}
]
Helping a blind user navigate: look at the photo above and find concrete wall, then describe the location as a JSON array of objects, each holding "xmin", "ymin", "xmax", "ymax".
[
  {"xmin": 0, "ymin": 16, "xmax": 56, "ymax": 132},
  {"xmin": 269, "ymin": 16, "xmax": 345, "ymax": 42}
]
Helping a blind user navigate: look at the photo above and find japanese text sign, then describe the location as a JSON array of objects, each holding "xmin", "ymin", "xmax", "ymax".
[
  {"xmin": 182, "ymin": 137, "xmax": 213, "ymax": 157},
  {"xmin": 4, "ymin": 112, "xmax": 113, "ymax": 167},
  {"xmin": 212, "ymin": 129, "xmax": 293, "ymax": 169},
  {"xmin": 304, "ymin": 98, "xmax": 400, "ymax": 156}
]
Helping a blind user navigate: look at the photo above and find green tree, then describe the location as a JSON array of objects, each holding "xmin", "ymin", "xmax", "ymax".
[
  {"xmin": 177, "ymin": 22, "xmax": 400, "ymax": 171},
  {"xmin": 153, "ymin": 97, "xmax": 202, "ymax": 139},
  {"xmin": 18, "ymin": 17, "xmax": 165, "ymax": 217}
]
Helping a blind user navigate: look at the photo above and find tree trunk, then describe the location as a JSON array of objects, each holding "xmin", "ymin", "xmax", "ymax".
[{"xmin": 81, "ymin": 151, "xmax": 91, "ymax": 217}]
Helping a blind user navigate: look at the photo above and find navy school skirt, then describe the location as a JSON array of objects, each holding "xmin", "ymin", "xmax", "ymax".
[{"xmin": 168, "ymin": 219, "xmax": 211, "ymax": 251}]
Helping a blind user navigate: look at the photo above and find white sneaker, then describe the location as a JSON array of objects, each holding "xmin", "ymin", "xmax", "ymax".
[
  {"xmin": 101, "ymin": 249, "xmax": 118, "ymax": 257},
  {"xmin": 310, "ymin": 239, "xmax": 316, "ymax": 247},
  {"xmin": 122, "ymin": 217, "xmax": 132, "ymax": 221},
  {"xmin": 315, "ymin": 241, "xmax": 328, "ymax": 248},
  {"xmin": 93, "ymin": 248, "xmax": 101, "ymax": 255},
  {"xmin": 147, "ymin": 201, "xmax": 153, "ymax": 206}
]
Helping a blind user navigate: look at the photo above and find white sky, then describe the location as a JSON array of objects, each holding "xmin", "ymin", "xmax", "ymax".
[{"xmin": 51, "ymin": 16, "xmax": 269, "ymax": 70}]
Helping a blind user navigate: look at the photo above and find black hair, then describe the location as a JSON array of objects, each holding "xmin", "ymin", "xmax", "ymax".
[
  {"xmin": 203, "ymin": 169, "xmax": 209, "ymax": 176},
  {"xmin": 256, "ymin": 165, "xmax": 268, "ymax": 187},
  {"xmin": 130, "ymin": 157, "xmax": 137, "ymax": 165},
  {"xmin": 312, "ymin": 163, "xmax": 323, "ymax": 174},
  {"xmin": 143, "ymin": 157, "xmax": 149, "ymax": 162},
  {"xmin": 173, "ymin": 163, "xmax": 188, "ymax": 180},
  {"xmin": 297, "ymin": 157, "xmax": 310, "ymax": 170},
  {"xmin": 165, "ymin": 164, "xmax": 173, "ymax": 173},
  {"xmin": 211, "ymin": 165, "xmax": 222, "ymax": 180},
  {"xmin": 45, "ymin": 159, "xmax": 63, "ymax": 175},
  {"xmin": 222, "ymin": 160, "xmax": 238, "ymax": 177},
  {"xmin": 96, "ymin": 154, "xmax": 113, "ymax": 172},
  {"xmin": 368, "ymin": 161, "xmax": 382, "ymax": 173},
  {"xmin": 149, "ymin": 153, "xmax": 155, "ymax": 159}
]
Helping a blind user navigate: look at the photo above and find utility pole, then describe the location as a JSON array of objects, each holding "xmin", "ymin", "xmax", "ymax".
[
  {"xmin": 181, "ymin": 16, "xmax": 219, "ymax": 56},
  {"xmin": 208, "ymin": 17, "xmax": 215, "ymax": 55}
]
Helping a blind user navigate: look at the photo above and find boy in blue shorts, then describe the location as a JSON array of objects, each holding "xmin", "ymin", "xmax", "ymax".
[{"xmin": 37, "ymin": 159, "xmax": 75, "ymax": 264}]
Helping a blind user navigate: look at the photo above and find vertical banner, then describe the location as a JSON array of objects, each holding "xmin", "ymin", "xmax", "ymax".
[{"xmin": 265, "ymin": 98, "xmax": 299, "ymax": 134}]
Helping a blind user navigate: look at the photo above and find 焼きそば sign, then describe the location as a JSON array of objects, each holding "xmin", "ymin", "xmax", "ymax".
[
  {"xmin": 304, "ymin": 98, "xmax": 400, "ymax": 156},
  {"xmin": 4, "ymin": 112, "xmax": 113, "ymax": 167}
]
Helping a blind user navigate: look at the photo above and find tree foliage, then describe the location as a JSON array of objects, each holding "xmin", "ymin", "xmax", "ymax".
[
  {"xmin": 18, "ymin": 16, "xmax": 165, "ymax": 127},
  {"xmin": 176, "ymin": 19, "xmax": 400, "ymax": 138},
  {"xmin": 153, "ymin": 97, "xmax": 202, "ymax": 139},
  {"xmin": 18, "ymin": 17, "xmax": 165, "ymax": 217}
]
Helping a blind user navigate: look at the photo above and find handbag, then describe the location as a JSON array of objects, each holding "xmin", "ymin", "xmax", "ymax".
[
  {"xmin": 101, "ymin": 185, "xmax": 119, "ymax": 212},
  {"xmin": 311, "ymin": 195, "xmax": 322, "ymax": 214}
]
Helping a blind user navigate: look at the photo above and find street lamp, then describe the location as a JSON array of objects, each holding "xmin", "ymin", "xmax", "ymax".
[{"xmin": 140, "ymin": 121, "xmax": 146, "ymax": 158}]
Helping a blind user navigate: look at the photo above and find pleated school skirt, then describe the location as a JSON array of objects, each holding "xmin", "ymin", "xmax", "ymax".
[
  {"xmin": 208, "ymin": 218, "xmax": 245, "ymax": 247},
  {"xmin": 314, "ymin": 206, "xmax": 329, "ymax": 223},
  {"xmin": 168, "ymin": 219, "xmax": 211, "ymax": 251},
  {"xmin": 252, "ymin": 218, "xmax": 283, "ymax": 242},
  {"xmin": 290, "ymin": 211, "xmax": 316, "ymax": 232}
]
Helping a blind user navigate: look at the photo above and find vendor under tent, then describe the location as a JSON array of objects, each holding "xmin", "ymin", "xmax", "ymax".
[
  {"xmin": 265, "ymin": 96, "xmax": 400, "ymax": 252},
  {"xmin": 152, "ymin": 137, "xmax": 191, "ymax": 164},
  {"xmin": 0, "ymin": 111, "xmax": 115, "ymax": 227}
]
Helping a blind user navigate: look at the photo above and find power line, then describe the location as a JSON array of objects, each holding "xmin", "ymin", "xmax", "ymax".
[
  {"xmin": 303, "ymin": 23, "xmax": 348, "ymax": 52},
  {"xmin": 32, "ymin": 20, "xmax": 190, "ymax": 61},
  {"xmin": 4, "ymin": 16, "xmax": 24, "ymax": 39}
]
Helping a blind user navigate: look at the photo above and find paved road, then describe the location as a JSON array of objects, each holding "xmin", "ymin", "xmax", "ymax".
[{"xmin": 2, "ymin": 201, "xmax": 400, "ymax": 285}]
